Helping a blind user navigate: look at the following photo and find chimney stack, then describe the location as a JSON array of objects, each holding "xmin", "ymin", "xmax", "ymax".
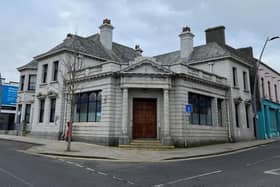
[
  {"xmin": 99, "ymin": 18, "xmax": 114, "ymax": 50},
  {"xmin": 205, "ymin": 26, "xmax": 226, "ymax": 45},
  {"xmin": 179, "ymin": 26, "xmax": 194, "ymax": 59}
]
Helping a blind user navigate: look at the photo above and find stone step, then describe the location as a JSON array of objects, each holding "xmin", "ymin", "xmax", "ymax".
[
  {"xmin": 130, "ymin": 139, "xmax": 161, "ymax": 145},
  {"xmin": 119, "ymin": 139, "xmax": 175, "ymax": 150},
  {"xmin": 119, "ymin": 144, "xmax": 175, "ymax": 150}
]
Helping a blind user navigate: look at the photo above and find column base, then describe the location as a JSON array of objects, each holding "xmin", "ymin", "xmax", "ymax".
[
  {"xmin": 161, "ymin": 136, "xmax": 173, "ymax": 145},
  {"xmin": 118, "ymin": 135, "xmax": 129, "ymax": 145}
]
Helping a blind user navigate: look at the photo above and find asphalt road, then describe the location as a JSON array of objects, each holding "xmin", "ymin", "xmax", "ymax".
[{"xmin": 0, "ymin": 140, "xmax": 280, "ymax": 187}]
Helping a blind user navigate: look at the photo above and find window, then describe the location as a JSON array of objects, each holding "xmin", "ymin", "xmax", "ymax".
[
  {"xmin": 28, "ymin": 75, "xmax": 36, "ymax": 90},
  {"xmin": 243, "ymin": 71, "xmax": 248, "ymax": 90},
  {"xmin": 42, "ymin": 64, "xmax": 48, "ymax": 83},
  {"xmin": 20, "ymin": 75, "xmax": 25, "ymax": 91},
  {"xmin": 245, "ymin": 104, "xmax": 250, "ymax": 128},
  {"xmin": 49, "ymin": 98, "xmax": 56, "ymax": 122},
  {"xmin": 208, "ymin": 63, "xmax": 214, "ymax": 73},
  {"xmin": 74, "ymin": 91, "xmax": 102, "ymax": 122},
  {"xmin": 232, "ymin": 67, "xmax": 237, "ymax": 87},
  {"xmin": 261, "ymin": 77, "xmax": 265, "ymax": 98},
  {"xmin": 24, "ymin": 104, "xmax": 31, "ymax": 123},
  {"xmin": 17, "ymin": 104, "xmax": 22, "ymax": 123},
  {"xmin": 274, "ymin": 84, "xmax": 278, "ymax": 101},
  {"xmin": 217, "ymin": 99, "xmax": 223, "ymax": 126},
  {"xmin": 189, "ymin": 93, "xmax": 212, "ymax": 126},
  {"xmin": 53, "ymin": 61, "xmax": 59, "ymax": 81},
  {"xmin": 39, "ymin": 99, "xmax": 45, "ymax": 123},
  {"xmin": 235, "ymin": 103, "xmax": 239, "ymax": 127},
  {"xmin": 268, "ymin": 81, "xmax": 271, "ymax": 99}
]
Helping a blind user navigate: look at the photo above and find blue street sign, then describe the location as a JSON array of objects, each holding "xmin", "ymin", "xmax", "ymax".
[
  {"xmin": 185, "ymin": 104, "xmax": 193, "ymax": 113},
  {"xmin": 1, "ymin": 85, "xmax": 18, "ymax": 106}
]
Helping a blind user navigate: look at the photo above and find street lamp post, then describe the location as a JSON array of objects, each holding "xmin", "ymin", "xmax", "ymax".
[
  {"xmin": 252, "ymin": 36, "xmax": 279, "ymax": 138},
  {"xmin": 0, "ymin": 73, "xmax": 2, "ymax": 113}
]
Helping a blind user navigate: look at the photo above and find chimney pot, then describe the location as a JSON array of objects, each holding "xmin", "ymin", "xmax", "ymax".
[
  {"xmin": 66, "ymin": 33, "xmax": 73, "ymax": 39},
  {"xmin": 103, "ymin": 18, "xmax": 111, "ymax": 25},
  {"xmin": 182, "ymin": 26, "xmax": 191, "ymax": 32}
]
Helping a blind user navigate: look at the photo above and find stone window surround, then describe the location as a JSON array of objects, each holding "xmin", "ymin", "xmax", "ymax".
[{"xmin": 73, "ymin": 90, "xmax": 102, "ymax": 123}]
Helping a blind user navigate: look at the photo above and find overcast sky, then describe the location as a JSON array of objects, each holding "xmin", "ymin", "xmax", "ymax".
[{"xmin": 1, "ymin": 0, "xmax": 280, "ymax": 82}]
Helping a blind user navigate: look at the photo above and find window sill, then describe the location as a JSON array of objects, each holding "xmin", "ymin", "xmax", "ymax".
[
  {"xmin": 233, "ymin": 86, "xmax": 240, "ymax": 90},
  {"xmin": 50, "ymin": 80, "xmax": 58, "ymax": 84},
  {"xmin": 40, "ymin": 83, "xmax": 48, "ymax": 87},
  {"xmin": 27, "ymin": 89, "xmax": 35, "ymax": 92},
  {"xmin": 243, "ymin": 89, "xmax": 250, "ymax": 93}
]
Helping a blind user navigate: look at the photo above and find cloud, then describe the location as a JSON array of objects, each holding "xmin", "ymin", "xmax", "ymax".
[{"xmin": 0, "ymin": 0, "xmax": 279, "ymax": 81}]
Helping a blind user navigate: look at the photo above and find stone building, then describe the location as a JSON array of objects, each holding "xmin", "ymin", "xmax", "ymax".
[
  {"xmin": 16, "ymin": 19, "xmax": 255, "ymax": 146},
  {"xmin": 16, "ymin": 60, "xmax": 37, "ymax": 135}
]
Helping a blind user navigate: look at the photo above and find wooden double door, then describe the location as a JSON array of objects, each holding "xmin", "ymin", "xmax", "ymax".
[{"xmin": 133, "ymin": 98, "xmax": 157, "ymax": 139}]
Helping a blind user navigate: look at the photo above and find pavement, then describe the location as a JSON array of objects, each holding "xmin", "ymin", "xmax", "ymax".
[{"xmin": 0, "ymin": 134, "xmax": 279, "ymax": 162}]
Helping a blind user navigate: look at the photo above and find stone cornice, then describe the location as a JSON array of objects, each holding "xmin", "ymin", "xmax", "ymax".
[
  {"xmin": 176, "ymin": 73, "xmax": 229, "ymax": 90},
  {"xmin": 122, "ymin": 58, "xmax": 174, "ymax": 74}
]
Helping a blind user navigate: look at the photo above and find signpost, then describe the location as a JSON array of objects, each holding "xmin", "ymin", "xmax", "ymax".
[{"xmin": 185, "ymin": 104, "xmax": 193, "ymax": 113}]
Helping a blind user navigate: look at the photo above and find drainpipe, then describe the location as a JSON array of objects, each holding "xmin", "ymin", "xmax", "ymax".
[{"xmin": 226, "ymin": 89, "xmax": 233, "ymax": 142}]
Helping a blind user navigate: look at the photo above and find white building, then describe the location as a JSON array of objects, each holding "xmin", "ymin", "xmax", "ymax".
[{"xmin": 16, "ymin": 19, "xmax": 255, "ymax": 146}]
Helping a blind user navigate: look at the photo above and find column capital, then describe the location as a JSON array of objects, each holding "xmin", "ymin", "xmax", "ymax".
[{"xmin": 163, "ymin": 89, "xmax": 169, "ymax": 94}]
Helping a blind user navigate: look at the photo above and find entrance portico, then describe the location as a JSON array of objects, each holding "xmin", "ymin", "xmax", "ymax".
[
  {"xmin": 118, "ymin": 58, "xmax": 173, "ymax": 145},
  {"xmin": 119, "ymin": 87, "xmax": 172, "ymax": 145}
]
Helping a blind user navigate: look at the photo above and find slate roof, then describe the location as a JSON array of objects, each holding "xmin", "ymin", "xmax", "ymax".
[
  {"xmin": 34, "ymin": 34, "xmax": 138, "ymax": 63},
  {"xmin": 17, "ymin": 60, "xmax": 38, "ymax": 70},
  {"xmin": 154, "ymin": 42, "xmax": 253, "ymax": 66}
]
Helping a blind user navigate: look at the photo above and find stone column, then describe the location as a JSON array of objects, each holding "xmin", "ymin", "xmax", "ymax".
[
  {"xmin": 162, "ymin": 89, "xmax": 172, "ymax": 145},
  {"xmin": 221, "ymin": 99, "xmax": 227, "ymax": 127},
  {"xmin": 211, "ymin": 97, "xmax": 218, "ymax": 126},
  {"xmin": 119, "ymin": 88, "xmax": 129, "ymax": 144},
  {"xmin": 44, "ymin": 98, "xmax": 50, "ymax": 123}
]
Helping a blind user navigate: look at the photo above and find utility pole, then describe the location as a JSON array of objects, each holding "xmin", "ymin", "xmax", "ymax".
[{"xmin": 0, "ymin": 73, "xmax": 2, "ymax": 113}]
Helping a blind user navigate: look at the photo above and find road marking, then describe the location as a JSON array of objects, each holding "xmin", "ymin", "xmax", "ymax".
[
  {"xmin": 66, "ymin": 161, "xmax": 74, "ymax": 165},
  {"xmin": 153, "ymin": 170, "xmax": 222, "ymax": 186},
  {"xmin": 86, "ymin": 167, "xmax": 95, "ymax": 172},
  {"xmin": 74, "ymin": 163, "xmax": 83, "ymax": 168},
  {"xmin": 97, "ymin": 171, "xmax": 108, "ymax": 176},
  {"xmin": 127, "ymin": 181, "xmax": 135, "ymax": 185},
  {"xmin": 264, "ymin": 168, "xmax": 280, "ymax": 176},
  {"xmin": 113, "ymin": 176, "xmax": 124, "ymax": 181},
  {"xmin": 0, "ymin": 167, "xmax": 34, "ymax": 187},
  {"xmin": 61, "ymin": 159, "xmax": 135, "ymax": 185},
  {"xmin": 246, "ymin": 155, "xmax": 280, "ymax": 167}
]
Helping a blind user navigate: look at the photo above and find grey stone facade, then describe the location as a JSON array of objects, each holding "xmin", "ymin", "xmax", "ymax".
[{"xmin": 16, "ymin": 19, "xmax": 256, "ymax": 147}]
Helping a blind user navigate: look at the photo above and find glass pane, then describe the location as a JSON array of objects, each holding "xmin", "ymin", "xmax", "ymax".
[
  {"xmin": 73, "ymin": 103, "xmax": 79, "ymax": 122},
  {"xmin": 270, "ymin": 109, "xmax": 277, "ymax": 130},
  {"xmin": 88, "ymin": 93, "xmax": 96, "ymax": 122},
  {"xmin": 79, "ymin": 94, "xmax": 88, "ymax": 122},
  {"xmin": 96, "ymin": 101, "xmax": 101, "ymax": 122}
]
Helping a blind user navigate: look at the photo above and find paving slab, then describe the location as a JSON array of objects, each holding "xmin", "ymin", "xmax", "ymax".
[{"xmin": 0, "ymin": 135, "xmax": 279, "ymax": 162}]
